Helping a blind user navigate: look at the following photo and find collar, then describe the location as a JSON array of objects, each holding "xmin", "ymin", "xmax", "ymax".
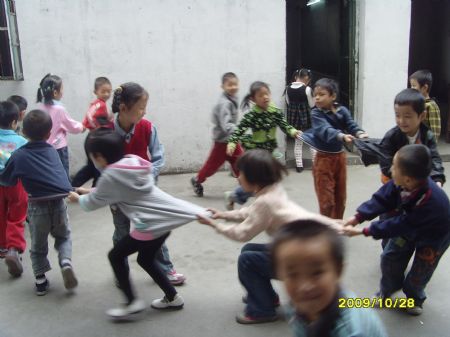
[
  {"xmin": 290, "ymin": 81, "xmax": 306, "ymax": 89},
  {"xmin": 253, "ymin": 102, "xmax": 279, "ymax": 113},
  {"xmin": 114, "ymin": 118, "xmax": 136, "ymax": 143},
  {"xmin": 0, "ymin": 129, "xmax": 18, "ymax": 135}
]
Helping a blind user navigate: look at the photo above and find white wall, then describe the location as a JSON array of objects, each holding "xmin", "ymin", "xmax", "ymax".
[
  {"xmin": 357, "ymin": 0, "xmax": 411, "ymax": 137},
  {"xmin": 0, "ymin": 0, "xmax": 286, "ymax": 173}
]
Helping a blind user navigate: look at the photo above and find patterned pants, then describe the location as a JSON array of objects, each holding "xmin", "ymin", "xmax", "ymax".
[{"xmin": 294, "ymin": 138, "xmax": 317, "ymax": 168}]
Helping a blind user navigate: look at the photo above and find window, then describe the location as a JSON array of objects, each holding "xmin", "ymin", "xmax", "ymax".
[{"xmin": 0, "ymin": 0, "xmax": 23, "ymax": 80}]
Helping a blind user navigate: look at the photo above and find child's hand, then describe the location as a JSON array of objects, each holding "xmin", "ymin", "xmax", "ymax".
[
  {"xmin": 343, "ymin": 134, "xmax": 355, "ymax": 143},
  {"xmin": 75, "ymin": 187, "xmax": 91, "ymax": 195},
  {"xmin": 197, "ymin": 214, "xmax": 216, "ymax": 228},
  {"xmin": 207, "ymin": 208, "xmax": 223, "ymax": 219},
  {"xmin": 68, "ymin": 191, "xmax": 80, "ymax": 203},
  {"xmin": 341, "ymin": 226, "xmax": 364, "ymax": 237},
  {"xmin": 436, "ymin": 181, "xmax": 443, "ymax": 188},
  {"xmin": 226, "ymin": 143, "xmax": 236, "ymax": 156},
  {"xmin": 358, "ymin": 132, "xmax": 369, "ymax": 139},
  {"xmin": 294, "ymin": 130, "xmax": 303, "ymax": 139},
  {"xmin": 343, "ymin": 216, "xmax": 359, "ymax": 227}
]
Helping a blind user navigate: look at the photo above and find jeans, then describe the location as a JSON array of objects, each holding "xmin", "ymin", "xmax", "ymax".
[
  {"xmin": 380, "ymin": 235, "xmax": 450, "ymax": 306},
  {"xmin": 233, "ymin": 186, "xmax": 253, "ymax": 205},
  {"xmin": 110, "ymin": 205, "xmax": 174, "ymax": 273},
  {"xmin": 27, "ymin": 199, "xmax": 72, "ymax": 276},
  {"xmin": 108, "ymin": 232, "xmax": 177, "ymax": 304},
  {"xmin": 238, "ymin": 243, "xmax": 278, "ymax": 317},
  {"xmin": 57, "ymin": 146, "xmax": 70, "ymax": 180}
]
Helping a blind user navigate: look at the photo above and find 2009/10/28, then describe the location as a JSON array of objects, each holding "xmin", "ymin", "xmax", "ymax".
[{"xmin": 338, "ymin": 297, "xmax": 415, "ymax": 309}]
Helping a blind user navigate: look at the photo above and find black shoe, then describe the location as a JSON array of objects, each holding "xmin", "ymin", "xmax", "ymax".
[
  {"xmin": 190, "ymin": 177, "xmax": 204, "ymax": 197},
  {"xmin": 296, "ymin": 167, "xmax": 304, "ymax": 173},
  {"xmin": 35, "ymin": 277, "xmax": 49, "ymax": 296}
]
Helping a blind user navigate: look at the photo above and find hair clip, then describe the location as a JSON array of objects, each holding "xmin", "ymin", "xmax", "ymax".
[{"xmin": 115, "ymin": 86, "xmax": 123, "ymax": 93}]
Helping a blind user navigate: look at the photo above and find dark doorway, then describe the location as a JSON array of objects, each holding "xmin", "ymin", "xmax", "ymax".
[{"xmin": 409, "ymin": 0, "xmax": 450, "ymax": 141}]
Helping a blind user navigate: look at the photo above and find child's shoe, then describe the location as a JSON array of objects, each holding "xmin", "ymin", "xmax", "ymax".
[
  {"xmin": 224, "ymin": 191, "xmax": 235, "ymax": 210},
  {"xmin": 235, "ymin": 312, "xmax": 279, "ymax": 324},
  {"xmin": 106, "ymin": 299, "xmax": 147, "ymax": 319},
  {"xmin": 151, "ymin": 294, "xmax": 184, "ymax": 310},
  {"xmin": 0, "ymin": 248, "xmax": 7, "ymax": 259},
  {"xmin": 407, "ymin": 304, "xmax": 423, "ymax": 316},
  {"xmin": 61, "ymin": 260, "xmax": 78, "ymax": 290},
  {"xmin": 295, "ymin": 166, "xmax": 304, "ymax": 173},
  {"xmin": 190, "ymin": 177, "xmax": 204, "ymax": 197},
  {"xmin": 35, "ymin": 276, "xmax": 49, "ymax": 296},
  {"xmin": 167, "ymin": 269, "xmax": 186, "ymax": 286},
  {"xmin": 5, "ymin": 248, "xmax": 23, "ymax": 277}
]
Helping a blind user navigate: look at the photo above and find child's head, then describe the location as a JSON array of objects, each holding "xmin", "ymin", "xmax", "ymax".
[
  {"xmin": 36, "ymin": 74, "xmax": 63, "ymax": 105},
  {"xmin": 0, "ymin": 101, "xmax": 20, "ymax": 130},
  {"xmin": 22, "ymin": 109, "xmax": 52, "ymax": 141},
  {"xmin": 272, "ymin": 219, "xmax": 344, "ymax": 321},
  {"xmin": 221, "ymin": 72, "xmax": 239, "ymax": 97},
  {"xmin": 313, "ymin": 78, "xmax": 338, "ymax": 110},
  {"xmin": 94, "ymin": 77, "xmax": 112, "ymax": 102},
  {"xmin": 236, "ymin": 149, "xmax": 287, "ymax": 193},
  {"xmin": 111, "ymin": 82, "xmax": 148, "ymax": 125},
  {"xmin": 241, "ymin": 81, "xmax": 271, "ymax": 110},
  {"xmin": 7, "ymin": 95, "xmax": 27, "ymax": 122},
  {"xmin": 391, "ymin": 144, "xmax": 431, "ymax": 190},
  {"xmin": 85, "ymin": 129, "xmax": 124, "ymax": 169},
  {"xmin": 394, "ymin": 88, "xmax": 426, "ymax": 137},
  {"xmin": 291, "ymin": 68, "xmax": 312, "ymax": 85},
  {"xmin": 409, "ymin": 70, "xmax": 432, "ymax": 97}
]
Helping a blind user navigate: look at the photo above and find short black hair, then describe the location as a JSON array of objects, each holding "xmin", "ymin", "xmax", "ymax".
[
  {"xmin": 409, "ymin": 70, "xmax": 433, "ymax": 92},
  {"xmin": 396, "ymin": 144, "xmax": 431, "ymax": 180},
  {"xmin": 7, "ymin": 95, "xmax": 28, "ymax": 112},
  {"xmin": 23, "ymin": 109, "xmax": 52, "ymax": 141},
  {"xmin": 236, "ymin": 149, "xmax": 287, "ymax": 187},
  {"xmin": 314, "ymin": 78, "xmax": 339, "ymax": 97},
  {"xmin": 222, "ymin": 72, "xmax": 238, "ymax": 84},
  {"xmin": 85, "ymin": 129, "xmax": 124, "ymax": 164},
  {"xmin": 0, "ymin": 101, "xmax": 20, "ymax": 128},
  {"xmin": 271, "ymin": 219, "xmax": 345, "ymax": 276},
  {"xmin": 94, "ymin": 77, "xmax": 112, "ymax": 91},
  {"xmin": 394, "ymin": 88, "xmax": 425, "ymax": 115}
]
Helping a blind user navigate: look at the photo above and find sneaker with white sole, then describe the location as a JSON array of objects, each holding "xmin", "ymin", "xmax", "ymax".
[
  {"xmin": 106, "ymin": 299, "xmax": 147, "ymax": 319},
  {"xmin": 61, "ymin": 263, "xmax": 78, "ymax": 290},
  {"xmin": 151, "ymin": 294, "xmax": 184, "ymax": 310},
  {"xmin": 167, "ymin": 270, "xmax": 186, "ymax": 286},
  {"xmin": 35, "ymin": 276, "xmax": 49, "ymax": 296},
  {"xmin": 5, "ymin": 248, "xmax": 23, "ymax": 277}
]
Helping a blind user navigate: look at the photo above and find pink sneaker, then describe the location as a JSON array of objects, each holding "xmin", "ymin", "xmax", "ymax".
[{"xmin": 167, "ymin": 270, "xmax": 186, "ymax": 286}]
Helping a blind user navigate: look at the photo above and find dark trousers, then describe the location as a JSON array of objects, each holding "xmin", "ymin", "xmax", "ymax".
[
  {"xmin": 71, "ymin": 157, "xmax": 100, "ymax": 187},
  {"xmin": 56, "ymin": 147, "xmax": 70, "ymax": 180},
  {"xmin": 108, "ymin": 232, "xmax": 177, "ymax": 304}
]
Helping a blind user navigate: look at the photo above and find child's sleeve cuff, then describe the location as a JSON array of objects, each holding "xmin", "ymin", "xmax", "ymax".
[{"xmin": 362, "ymin": 227, "xmax": 371, "ymax": 236}]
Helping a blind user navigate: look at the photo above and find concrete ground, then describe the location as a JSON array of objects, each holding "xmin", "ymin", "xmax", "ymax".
[{"xmin": 1, "ymin": 164, "xmax": 450, "ymax": 337}]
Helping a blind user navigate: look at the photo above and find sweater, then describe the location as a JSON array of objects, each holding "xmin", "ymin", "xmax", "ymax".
[
  {"xmin": 211, "ymin": 93, "xmax": 239, "ymax": 143},
  {"xmin": 0, "ymin": 129, "xmax": 27, "ymax": 170},
  {"xmin": 79, "ymin": 155, "xmax": 210, "ymax": 240},
  {"xmin": 82, "ymin": 98, "xmax": 113, "ymax": 130}
]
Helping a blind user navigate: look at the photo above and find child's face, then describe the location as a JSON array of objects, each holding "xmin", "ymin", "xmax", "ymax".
[
  {"xmin": 222, "ymin": 78, "xmax": 239, "ymax": 97},
  {"xmin": 276, "ymin": 236, "xmax": 341, "ymax": 322},
  {"xmin": 409, "ymin": 79, "xmax": 428, "ymax": 97},
  {"xmin": 313, "ymin": 86, "xmax": 336, "ymax": 110},
  {"xmin": 54, "ymin": 83, "xmax": 63, "ymax": 101},
  {"xmin": 89, "ymin": 153, "xmax": 108, "ymax": 171},
  {"xmin": 252, "ymin": 87, "xmax": 271, "ymax": 110},
  {"xmin": 394, "ymin": 104, "xmax": 425, "ymax": 137},
  {"xmin": 120, "ymin": 95, "xmax": 148, "ymax": 125},
  {"xmin": 95, "ymin": 83, "xmax": 112, "ymax": 102}
]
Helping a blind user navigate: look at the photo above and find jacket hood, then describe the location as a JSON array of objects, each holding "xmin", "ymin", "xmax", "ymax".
[{"xmin": 105, "ymin": 155, "xmax": 153, "ymax": 192}]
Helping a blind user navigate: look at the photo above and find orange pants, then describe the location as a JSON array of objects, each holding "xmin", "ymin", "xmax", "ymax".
[{"xmin": 313, "ymin": 151, "xmax": 346, "ymax": 219}]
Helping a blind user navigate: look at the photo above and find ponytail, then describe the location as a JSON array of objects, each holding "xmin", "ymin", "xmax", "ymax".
[
  {"xmin": 240, "ymin": 81, "xmax": 270, "ymax": 110},
  {"xmin": 36, "ymin": 73, "xmax": 62, "ymax": 105},
  {"xmin": 240, "ymin": 93, "xmax": 253, "ymax": 110}
]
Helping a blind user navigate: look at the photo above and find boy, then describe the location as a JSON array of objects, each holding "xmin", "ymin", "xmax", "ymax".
[
  {"xmin": 0, "ymin": 109, "xmax": 78, "ymax": 295},
  {"xmin": 343, "ymin": 145, "xmax": 450, "ymax": 315},
  {"xmin": 190, "ymin": 72, "xmax": 243, "ymax": 197},
  {"xmin": 72, "ymin": 77, "xmax": 113, "ymax": 188},
  {"xmin": 409, "ymin": 70, "xmax": 441, "ymax": 142},
  {"xmin": 68, "ymin": 129, "xmax": 209, "ymax": 319},
  {"xmin": 379, "ymin": 88, "xmax": 445, "ymax": 186},
  {"xmin": 272, "ymin": 219, "xmax": 387, "ymax": 336},
  {"xmin": 7, "ymin": 95, "xmax": 27, "ymax": 135},
  {"xmin": 0, "ymin": 101, "xmax": 28, "ymax": 276}
]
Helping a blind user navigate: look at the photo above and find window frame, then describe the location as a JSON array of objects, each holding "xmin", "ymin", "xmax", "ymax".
[{"xmin": 0, "ymin": 0, "xmax": 23, "ymax": 81}]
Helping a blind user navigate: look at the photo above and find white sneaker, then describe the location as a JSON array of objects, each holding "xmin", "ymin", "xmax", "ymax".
[
  {"xmin": 61, "ymin": 265, "xmax": 78, "ymax": 290},
  {"xmin": 106, "ymin": 299, "xmax": 147, "ymax": 319},
  {"xmin": 151, "ymin": 294, "xmax": 184, "ymax": 310}
]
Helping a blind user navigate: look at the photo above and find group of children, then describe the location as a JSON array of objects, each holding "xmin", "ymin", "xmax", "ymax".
[{"xmin": 0, "ymin": 68, "xmax": 448, "ymax": 336}]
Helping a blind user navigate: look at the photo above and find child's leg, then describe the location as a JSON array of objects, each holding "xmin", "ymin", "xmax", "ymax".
[
  {"xmin": 226, "ymin": 143, "xmax": 244, "ymax": 177},
  {"xmin": 197, "ymin": 142, "xmax": 228, "ymax": 183},
  {"xmin": 233, "ymin": 186, "xmax": 253, "ymax": 205},
  {"xmin": 5, "ymin": 182, "xmax": 27, "ymax": 252},
  {"xmin": 313, "ymin": 153, "xmax": 336, "ymax": 217},
  {"xmin": 56, "ymin": 147, "xmax": 70, "ymax": 180},
  {"xmin": 0, "ymin": 188, "xmax": 7, "ymax": 251},
  {"xmin": 294, "ymin": 138, "xmax": 304, "ymax": 168},
  {"xmin": 333, "ymin": 152, "xmax": 347, "ymax": 219},
  {"xmin": 155, "ymin": 243, "xmax": 173, "ymax": 272},
  {"xmin": 111, "ymin": 206, "xmax": 130, "ymax": 246}
]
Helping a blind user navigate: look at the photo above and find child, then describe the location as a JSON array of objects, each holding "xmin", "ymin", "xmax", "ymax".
[
  {"xmin": 68, "ymin": 129, "xmax": 210, "ymax": 319},
  {"xmin": 272, "ymin": 219, "xmax": 387, "ymax": 337},
  {"xmin": 409, "ymin": 70, "xmax": 441, "ymax": 142},
  {"xmin": 36, "ymin": 73, "xmax": 85, "ymax": 178},
  {"xmin": 0, "ymin": 109, "xmax": 78, "ymax": 295},
  {"xmin": 198, "ymin": 149, "xmax": 338, "ymax": 324},
  {"xmin": 342, "ymin": 144, "xmax": 450, "ymax": 315},
  {"xmin": 7, "ymin": 95, "xmax": 27, "ymax": 135},
  {"xmin": 285, "ymin": 68, "xmax": 315, "ymax": 172},
  {"xmin": 109, "ymin": 82, "xmax": 185, "ymax": 285},
  {"xmin": 0, "ymin": 101, "xmax": 28, "ymax": 276},
  {"xmin": 72, "ymin": 77, "xmax": 113, "ymax": 188},
  {"xmin": 190, "ymin": 72, "xmax": 243, "ymax": 197},
  {"xmin": 302, "ymin": 78, "xmax": 368, "ymax": 219},
  {"xmin": 378, "ymin": 88, "xmax": 445, "ymax": 186},
  {"xmin": 225, "ymin": 81, "xmax": 301, "ymax": 209}
]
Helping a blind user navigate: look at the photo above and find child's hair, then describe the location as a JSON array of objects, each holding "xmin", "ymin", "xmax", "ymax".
[
  {"xmin": 0, "ymin": 101, "xmax": 20, "ymax": 128},
  {"xmin": 396, "ymin": 144, "xmax": 431, "ymax": 181},
  {"xmin": 222, "ymin": 72, "xmax": 238, "ymax": 84},
  {"xmin": 94, "ymin": 77, "xmax": 112, "ymax": 91},
  {"xmin": 236, "ymin": 149, "xmax": 287, "ymax": 187},
  {"xmin": 85, "ymin": 128, "xmax": 124, "ymax": 164},
  {"xmin": 241, "ymin": 81, "xmax": 270, "ymax": 109},
  {"xmin": 23, "ymin": 109, "xmax": 53, "ymax": 141},
  {"xmin": 111, "ymin": 82, "xmax": 148, "ymax": 114},
  {"xmin": 314, "ymin": 78, "xmax": 339, "ymax": 97},
  {"xmin": 7, "ymin": 95, "xmax": 28, "ymax": 112},
  {"xmin": 271, "ymin": 219, "xmax": 345, "ymax": 276},
  {"xmin": 394, "ymin": 88, "xmax": 425, "ymax": 115},
  {"xmin": 291, "ymin": 68, "xmax": 312, "ymax": 82},
  {"xmin": 36, "ymin": 73, "xmax": 63, "ymax": 105},
  {"xmin": 409, "ymin": 70, "xmax": 433, "ymax": 92}
]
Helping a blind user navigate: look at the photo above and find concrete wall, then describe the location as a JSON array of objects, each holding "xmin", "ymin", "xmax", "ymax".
[
  {"xmin": 357, "ymin": 0, "xmax": 411, "ymax": 137},
  {"xmin": 0, "ymin": 0, "xmax": 286, "ymax": 173}
]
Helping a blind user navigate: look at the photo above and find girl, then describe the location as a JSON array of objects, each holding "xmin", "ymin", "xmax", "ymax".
[
  {"xmin": 285, "ymin": 68, "xmax": 315, "ymax": 172},
  {"xmin": 109, "ymin": 82, "xmax": 185, "ymax": 286},
  {"xmin": 36, "ymin": 74, "xmax": 85, "ymax": 178},
  {"xmin": 301, "ymin": 78, "xmax": 368, "ymax": 219},
  {"xmin": 225, "ymin": 81, "xmax": 301, "ymax": 209},
  {"xmin": 198, "ymin": 149, "xmax": 339, "ymax": 324}
]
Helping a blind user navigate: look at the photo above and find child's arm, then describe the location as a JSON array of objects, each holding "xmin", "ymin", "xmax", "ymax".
[
  {"xmin": 426, "ymin": 131, "xmax": 445, "ymax": 185},
  {"xmin": 60, "ymin": 107, "xmax": 85, "ymax": 134},
  {"xmin": 0, "ymin": 155, "xmax": 19, "ymax": 186},
  {"xmin": 311, "ymin": 109, "xmax": 346, "ymax": 143},
  {"xmin": 227, "ymin": 113, "xmax": 253, "ymax": 155},
  {"xmin": 148, "ymin": 125, "xmax": 165, "ymax": 179},
  {"xmin": 378, "ymin": 129, "xmax": 397, "ymax": 179},
  {"xmin": 426, "ymin": 101, "xmax": 441, "ymax": 141},
  {"xmin": 305, "ymin": 86, "xmax": 314, "ymax": 108},
  {"xmin": 274, "ymin": 109, "xmax": 300, "ymax": 138},
  {"xmin": 76, "ymin": 174, "xmax": 122, "ymax": 211},
  {"xmin": 340, "ymin": 106, "xmax": 366, "ymax": 138}
]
